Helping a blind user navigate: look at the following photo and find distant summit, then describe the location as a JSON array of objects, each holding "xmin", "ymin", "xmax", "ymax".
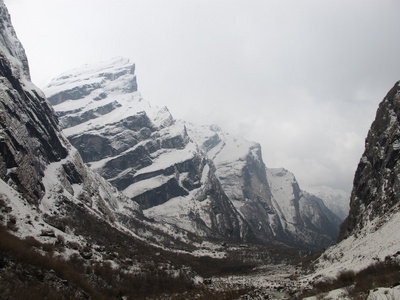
[
  {"xmin": 45, "ymin": 57, "xmax": 138, "ymax": 107},
  {"xmin": 304, "ymin": 185, "xmax": 349, "ymax": 221}
]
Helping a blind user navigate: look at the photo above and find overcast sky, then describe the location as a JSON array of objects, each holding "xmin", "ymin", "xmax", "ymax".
[{"xmin": 4, "ymin": 0, "xmax": 400, "ymax": 192}]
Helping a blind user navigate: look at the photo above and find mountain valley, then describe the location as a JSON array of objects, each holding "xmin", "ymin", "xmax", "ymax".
[{"xmin": 1, "ymin": 0, "xmax": 400, "ymax": 299}]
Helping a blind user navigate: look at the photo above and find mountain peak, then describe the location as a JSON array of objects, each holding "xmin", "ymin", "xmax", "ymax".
[
  {"xmin": 44, "ymin": 57, "xmax": 137, "ymax": 106},
  {"xmin": 303, "ymin": 185, "xmax": 350, "ymax": 221},
  {"xmin": 0, "ymin": 1, "xmax": 31, "ymax": 82}
]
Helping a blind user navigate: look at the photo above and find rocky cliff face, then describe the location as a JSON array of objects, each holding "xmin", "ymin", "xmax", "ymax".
[
  {"xmin": 311, "ymin": 82, "xmax": 400, "ymax": 277},
  {"xmin": 0, "ymin": 0, "xmax": 121, "ymax": 232},
  {"xmin": 338, "ymin": 81, "xmax": 400, "ymax": 241},
  {"xmin": 304, "ymin": 185, "xmax": 350, "ymax": 221},
  {"xmin": 266, "ymin": 168, "xmax": 341, "ymax": 249},
  {"xmin": 187, "ymin": 124, "xmax": 341, "ymax": 249},
  {"xmin": 185, "ymin": 123, "xmax": 278, "ymax": 243},
  {"xmin": 45, "ymin": 58, "xmax": 342, "ymax": 249},
  {"xmin": 0, "ymin": 2, "xmax": 69, "ymax": 204}
]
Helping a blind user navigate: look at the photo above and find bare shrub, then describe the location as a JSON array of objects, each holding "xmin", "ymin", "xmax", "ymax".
[
  {"xmin": 337, "ymin": 269, "xmax": 355, "ymax": 286},
  {"xmin": 301, "ymin": 258, "xmax": 400, "ymax": 299}
]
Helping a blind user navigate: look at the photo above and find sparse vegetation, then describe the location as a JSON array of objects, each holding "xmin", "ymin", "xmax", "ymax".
[
  {"xmin": 0, "ymin": 223, "xmax": 201, "ymax": 299},
  {"xmin": 0, "ymin": 197, "xmax": 305, "ymax": 299},
  {"xmin": 290, "ymin": 248, "xmax": 323, "ymax": 271},
  {"xmin": 347, "ymin": 257, "xmax": 400, "ymax": 298},
  {"xmin": 297, "ymin": 257, "xmax": 400, "ymax": 299}
]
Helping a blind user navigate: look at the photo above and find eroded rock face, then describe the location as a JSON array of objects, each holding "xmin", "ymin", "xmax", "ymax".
[
  {"xmin": 339, "ymin": 81, "xmax": 400, "ymax": 241},
  {"xmin": 46, "ymin": 62, "xmax": 137, "ymax": 106}
]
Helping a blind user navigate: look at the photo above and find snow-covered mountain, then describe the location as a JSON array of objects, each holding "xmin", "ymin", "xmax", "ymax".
[
  {"xmin": 8, "ymin": 0, "xmax": 400, "ymax": 296},
  {"xmin": 304, "ymin": 185, "xmax": 350, "ymax": 221},
  {"xmin": 43, "ymin": 58, "xmax": 254, "ymax": 243},
  {"xmin": 310, "ymin": 81, "xmax": 400, "ymax": 278},
  {"xmin": 185, "ymin": 122, "xmax": 341, "ymax": 249},
  {"xmin": 44, "ymin": 57, "xmax": 341, "ymax": 250},
  {"xmin": 10, "ymin": 0, "xmax": 400, "ymax": 296},
  {"xmin": 266, "ymin": 168, "xmax": 341, "ymax": 249},
  {"xmin": 0, "ymin": 0, "xmax": 208, "ymax": 253},
  {"xmin": 1, "ymin": 3, "xmax": 257, "ymax": 297}
]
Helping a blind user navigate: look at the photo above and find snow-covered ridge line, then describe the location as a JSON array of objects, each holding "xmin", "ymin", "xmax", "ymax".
[{"xmin": 44, "ymin": 57, "xmax": 135, "ymax": 98}]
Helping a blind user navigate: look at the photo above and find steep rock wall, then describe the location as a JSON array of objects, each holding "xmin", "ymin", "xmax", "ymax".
[{"xmin": 339, "ymin": 81, "xmax": 400, "ymax": 241}]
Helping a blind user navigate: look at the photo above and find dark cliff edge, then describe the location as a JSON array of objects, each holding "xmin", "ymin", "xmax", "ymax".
[
  {"xmin": 338, "ymin": 81, "xmax": 400, "ymax": 241},
  {"xmin": 0, "ymin": 3, "xmax": 69, "ymax": 204}
]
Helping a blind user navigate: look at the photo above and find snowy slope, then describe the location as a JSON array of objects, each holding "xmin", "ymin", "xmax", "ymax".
[{"xmin": 312, "ymin": 209, "xmax": 400, "ymax": 278}]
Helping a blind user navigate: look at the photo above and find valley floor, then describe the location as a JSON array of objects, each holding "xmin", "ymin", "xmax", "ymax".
[
  {"xmin": 200, "ymin": 253, "xmax": 400, "ymax": 300},
  {"xmin": 209, "ymin": 264, "xmax": 300, "ymax": 299}
]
